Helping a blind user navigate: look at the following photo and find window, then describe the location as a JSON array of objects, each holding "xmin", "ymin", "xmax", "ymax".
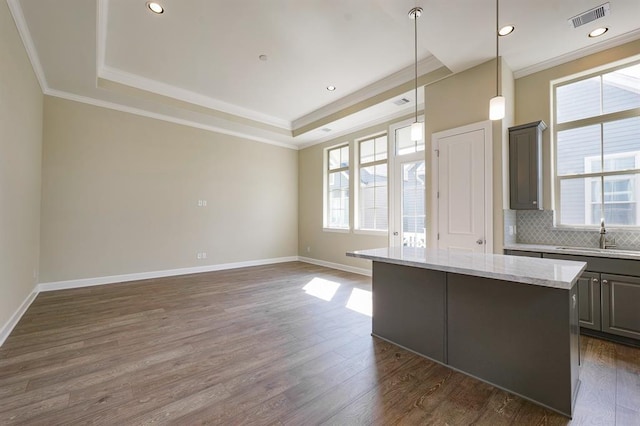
[
  {"xmin": 357, "ymin": 134, "xmax": 388, "ymax": 231},
  {"xmin": 554, "ymin": 61, "xmax": 640, "ymax": 227},
  {"xmin": 326, "ymin": 144, "xmax": 350, "ymax": 229}
]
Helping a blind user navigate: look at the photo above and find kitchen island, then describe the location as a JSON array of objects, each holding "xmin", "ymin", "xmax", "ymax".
[{"xmin": 347, "ymin": 247, "xmax": 586, "ymax": 418}]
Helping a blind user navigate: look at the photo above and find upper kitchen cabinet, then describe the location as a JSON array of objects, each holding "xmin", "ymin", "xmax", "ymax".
[{"xmin": 509, "ymin": 121, "xmax": 547, "ymax": 210}]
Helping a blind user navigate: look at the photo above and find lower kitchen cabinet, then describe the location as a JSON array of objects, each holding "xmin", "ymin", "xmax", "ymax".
[
  {"xmin": 577, "ymin": 272, "xmax": 601, "ymax": 331},
  {"xmin": 505, "ymin": 249, "xmax": 640, "ymax": 345},
  {"xmin": 602, "ymin": 274, "xmax": 640, "ymax": 340}
]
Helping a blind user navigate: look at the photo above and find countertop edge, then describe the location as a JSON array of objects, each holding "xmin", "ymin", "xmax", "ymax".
[{"xmin": 347, "ymin": 251, "xmax": 586, "ymax": 290}]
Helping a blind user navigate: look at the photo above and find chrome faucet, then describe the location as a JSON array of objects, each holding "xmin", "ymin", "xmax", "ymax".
[{"xmin": 599, "ymin": 218, "xmax": 616, "ymax": 249}]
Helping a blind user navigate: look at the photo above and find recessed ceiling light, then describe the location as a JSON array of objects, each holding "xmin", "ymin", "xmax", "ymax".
[
  {"xmin": 146, "ymin": 2, "xmax": 164, "ymax": 14},
  {"xmin": 326, "ymin": 85, "xmax": 336, "ymax": 91},
  {"xmin": 588, "ymin": 27, "xmax": 608, "ymax": 38},
  {"xmin": 498, "ymin": 25, "xmax": 515, "ymax": 36}
]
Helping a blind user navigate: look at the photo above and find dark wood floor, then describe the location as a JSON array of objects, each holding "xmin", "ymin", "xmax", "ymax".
[{"xmin": 0, "ymin": 262, "xmax": 638, "ymax": 425}]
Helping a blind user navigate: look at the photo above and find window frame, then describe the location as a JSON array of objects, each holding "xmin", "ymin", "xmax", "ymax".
[
  {"xmin": 355, "ymin": 132, "xmax": 389, "ymax": 235},
  {"xmin": 552, "ymin": 59, "xmax": 640, "ymax": 229},
  {"xmin": 323, "ymin": 143, "xmax": 351, "ymax": 232}
]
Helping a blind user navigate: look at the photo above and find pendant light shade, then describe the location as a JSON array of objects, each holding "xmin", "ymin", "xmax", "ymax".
[
  {"xmin": 410, "ymin": 121, "xmax": 423, "ymax": 141},
  {"xmin": 489, "ymin": 95, "xmax": 505, "ymax": 120},
  {"xmin": 409, "ymin": 7, "xmax": 423, "ymax": 141}
]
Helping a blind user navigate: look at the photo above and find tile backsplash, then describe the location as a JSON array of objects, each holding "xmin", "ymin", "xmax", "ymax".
[{"xmin": 509, "ymin": 209, "xmax": 640, "ymax": 250}]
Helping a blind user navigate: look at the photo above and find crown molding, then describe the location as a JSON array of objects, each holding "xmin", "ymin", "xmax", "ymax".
[
  {"xmin": 514, "ymin": 28, "xmax": 640, "ymax": 79},
  {"xmin": 296, "ymin": 103, "xmax": 423, "ymax": 150},
  {"xmin": 6, "ymin": 0, "xmax": 48, "ymax": 91},
  {"xmin": 44, "ymin": 88, "xmax": 299, "ymax": 150},
  {"xmin": 292, "ymin": 55, "xmax": 442, "ymax": 130},
  {"xmin": 97, "ymin": 66, "xmax": 293, "ymax": 131}
]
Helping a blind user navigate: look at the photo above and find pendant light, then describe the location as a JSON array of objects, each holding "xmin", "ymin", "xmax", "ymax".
[
  {"xmin": 409, "ymin": 7, "xmax": 423, "ymax": 141},
  {"xmin": 489, "ymin": 0, "xmax": 505, "ymax": 120}
]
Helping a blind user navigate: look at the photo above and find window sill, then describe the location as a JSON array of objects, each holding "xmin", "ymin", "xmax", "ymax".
[
  {"xmin": 323, "ymin": 227, "xmax": 350, "ymax": 234},
  {"xmin": 553, "ymin": 224, "xmax": 640, "ymax": 231},
  {"xmin": 354, "ymin": 229, "xmax": 388, "ymax": 236}
]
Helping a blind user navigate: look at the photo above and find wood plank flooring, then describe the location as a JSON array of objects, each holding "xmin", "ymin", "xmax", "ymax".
[{"xmin": 0, "ymin": 261, "xmax": 638, "ymax": 425}]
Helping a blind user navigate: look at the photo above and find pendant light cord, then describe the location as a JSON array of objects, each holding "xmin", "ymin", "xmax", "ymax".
[
  {"xmin": 414, "ymin": 9, "xmax": 418, "ymax": 123},
  {"xmin": 496, "ymin": 0, "xmax": 500, "ymax": 97}
]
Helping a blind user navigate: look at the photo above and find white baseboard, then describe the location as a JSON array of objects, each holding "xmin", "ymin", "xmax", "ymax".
[
  {"xmin": 0, "ymin": 287, "xmax": 39, "ymax": 347},
  {"xmin": 37, "ymin": 256, "xmax": 299, "ymax": 292},
  {"xmin": 1, "ymin": 255, "xmax": 366, "ymax": 347},
  {"xmin": 298, "ymin": 256, "xmax": 371, "ymax": 277}
]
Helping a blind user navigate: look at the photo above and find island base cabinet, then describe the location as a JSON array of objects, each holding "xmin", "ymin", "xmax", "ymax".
[
  {"xmin": 372, "ymin": 262, "xmax": 446, "ymax": 363},
  {"xmin": 602, "ymin": 274, "xmax": 640, "ymax": 340},
  {"xmin": 447, "ymin": 273, "xmax": 579, "ymax": 418}
]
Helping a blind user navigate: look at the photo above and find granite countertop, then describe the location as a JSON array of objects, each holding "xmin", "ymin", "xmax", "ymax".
[
  {"xmin": 347, "ymin": 246, "xmax": 586, "ymax": 290},
  {"xmin": 504, "ymin": 243, "xmax": 640, "ymax": 260}
]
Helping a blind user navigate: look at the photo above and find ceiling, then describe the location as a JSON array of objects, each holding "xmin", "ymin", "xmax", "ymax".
[{"xmin": 9, "ymin": 0, "xmax": 640, "ymax": 148}]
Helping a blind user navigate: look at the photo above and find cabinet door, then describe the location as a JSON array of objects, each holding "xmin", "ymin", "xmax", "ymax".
[
  {"xmin": 602, "ymin": 274, "xmax": 640, "ymax": 340},
  {"xmin": 577, "ymin": 272, "xmax": 601, "ymax": 331},
  {"xmin": 509, "ymin": 122, "xmax": 545, "ymax": 210}
]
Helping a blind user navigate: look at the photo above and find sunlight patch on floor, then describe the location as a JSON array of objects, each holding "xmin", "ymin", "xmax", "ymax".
[
  {"xmin": 303, "ymin": 277, "xmax": 341, "ymax": 301},
  {"xmin": 346, "ymin": 288, "xmax": 372, "ymax": 316}
]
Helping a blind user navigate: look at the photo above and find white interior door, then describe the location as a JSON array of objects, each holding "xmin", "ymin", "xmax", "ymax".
[{"xmin": 432, "ymin": 122, "xmax": 492, "ymax": 253}]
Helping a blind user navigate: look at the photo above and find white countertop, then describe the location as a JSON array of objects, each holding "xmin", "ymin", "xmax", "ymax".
[
  {"xmin": 504, "ymin": 243, "xmax": 640, "ymax": 260},
  {"xmin": 347, "ymin": 247, "xmax": 586, "ymax": 290}
]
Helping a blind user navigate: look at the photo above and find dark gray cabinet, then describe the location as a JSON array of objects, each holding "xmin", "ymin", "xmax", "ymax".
[
  {"xmin": 602, "ymin": 274, "xmax": 640, "ymax": 340},
  {"xmin": 509, "ymin": 121, "xmax": 546, "ymax": 210},
  {"xmin": 576, "ymin": 272, "xmax": 601, "ymax": 331},
  {"xmin": 506, "ymin": 249, "xmax": 640, "ymax": 343},
  {"xmin": 372, "ymin": 262, "xmax": 446, "ymax": 362}
]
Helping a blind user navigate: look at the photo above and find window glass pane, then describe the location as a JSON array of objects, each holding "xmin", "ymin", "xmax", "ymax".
[
  {"xmin": 560, "ymin": 177, "xmax": 601, "ymax": 226},
  {"xmin": 375, "ymin": 136, "xmax": 388, "ymax": 161},
  {"xmin": 556, "ymin": 76, "xmax": 601, "ymax": 123},
  {"xmin": 328, "ymin": 171, "xmax": 349, "ymax": 228},
  {"xmin": 557, "ymin": 124, "xmax": 601, "ymax": 175},
  {"xmin": 360, "ymin": 139, "xmax": 374, "ymax": 164},
  {"xmin": 329, "ymin": 145, "xmax": 349, "ymax": 171},
  {"xmin": 603, "ymin": 63, "xmax": 640, "ymax": 115},
  {"xmin": 359, "ymin": 164, "xmax": 387, "ymax": 230},
  {"xmin": 396, "ymin": 126, "xmax": 424, "ymax": 156},
  {"xmin": 340, "ymin": 146, "xmax": 349, "ymax": 167},
  {"xmin": 402, "ymin": 161, "xmax": 425, "ymax": 247},
  {"xmin": 603, "ymin": 117, "xmax": 640, "ymax": 172},
  {"xmin": 603, "ymin": 174, "xmax": 638, "ymax": 226}
]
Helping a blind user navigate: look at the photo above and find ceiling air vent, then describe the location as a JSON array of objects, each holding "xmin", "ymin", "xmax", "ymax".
[
  {"xmin": 568, "ymin": 3, "xmax": 610, "ymax": 29},
  {"xmin": 321, "ymin": 128, "xmax": 332, "ymax": 133},
  {"xmin": 393, "ymin": 98, "xmax": 411, "ymax": 106}
]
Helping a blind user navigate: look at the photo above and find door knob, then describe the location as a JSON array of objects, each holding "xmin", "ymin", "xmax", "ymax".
[
  {"xmin": 476, "ymin": 239, "xmax": 484, "ymax": 245},
  {"xmin": 393, "ymin": 232, "xmax": 399, "ymax": 236}
]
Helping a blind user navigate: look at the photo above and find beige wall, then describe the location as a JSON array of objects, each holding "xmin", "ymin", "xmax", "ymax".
[
  {"xmin": 426, "ymin": 58, "xmax": 514, "ymax": 253},
  {"xmin": 40, "ymin": 97, "xmax": 298, "ymax": 282},
  {"xmin": 298, "ymin": 59, "xmax": 515, "ymax": 271},
  {"xmin": 298, "ymin": 120, "xmax": 405, "ymax": 271},
  {"xmin": 0, "ymin": 2, "xmax": 43, "ymax": 330},
  {"xmin": 515, "ymin": 39, "xmax": 640, "ymax": 209}
]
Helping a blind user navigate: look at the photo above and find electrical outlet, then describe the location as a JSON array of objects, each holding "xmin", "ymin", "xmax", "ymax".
[
  {"xmin": 307, "ymin": 246, "xmax": 311, "ymax": 253},
  {"xmin": 202, "ymin": 200, "xmax": 207, "ymax": 207},
  {"xmin": 197, "ymin": 252, "xmax": 202, "ymax": 260},
  {"xmin": 197, "ymin": 200, "xmax": 203, "ymax": 207},
  {"xmin": 202, "ymin": 252, "xmax": 207, "ymax": 259}
]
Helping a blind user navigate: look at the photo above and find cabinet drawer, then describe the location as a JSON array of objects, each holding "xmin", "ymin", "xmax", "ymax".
[
  {"xmin": 504, "ymin": 250, "xmax": 543, "ymax": 258},
  {"xmin": 543, "ymin": 253, "xmax": 640, "ymax": 276}
]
